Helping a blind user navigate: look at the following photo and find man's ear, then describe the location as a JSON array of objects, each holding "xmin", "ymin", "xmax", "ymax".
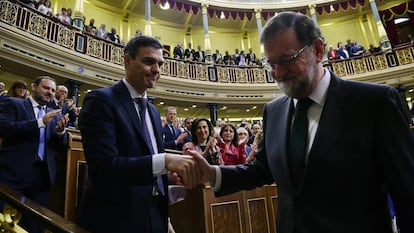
[
  {"xmin": 124, "ymin": 55, "xmax": 130, "ymax": 69},
  {"xmin": 313, "ymin": 38, "xmax": 325, "ymax": 63}
]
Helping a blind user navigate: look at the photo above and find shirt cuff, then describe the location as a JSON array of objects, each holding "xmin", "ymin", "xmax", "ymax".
[
  {"xmin": 153, "ymin": 153, "xmax": 167, "ymax": 176},
  {"xmin": 212, "ymin": 165, "xmax": 222, "ymax": 191}
]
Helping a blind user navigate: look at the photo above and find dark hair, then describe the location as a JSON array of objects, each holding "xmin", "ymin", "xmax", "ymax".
[
  {"xmin": 124, "ymin": 36, "xmax": 163, "ymax": 59},
  {"xmin": 33, "ymin": 76, "xmax": 56, "ymax": 86},
  {"xmin": 184, "ymin": 117, "xmax": 193, "ymax": 124},
  {"xmin": 219, "ymin": 123, "xmax": 239, "ymax": 146},
  {"xmin": 191, "ymin": 118, "xmax": 214, "ymax": 144},
  {"xmin": 260, "ymin": 12, "xmax": 322, "ymax": 47},
  {"xmin": 8, "ymin": 80, "xmax": 28, "ymax": 98}
]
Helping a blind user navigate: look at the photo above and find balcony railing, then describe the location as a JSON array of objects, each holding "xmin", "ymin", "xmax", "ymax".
[{"xmin": 1, "ymin": 0, "xmax": 414, "ymax": 86}]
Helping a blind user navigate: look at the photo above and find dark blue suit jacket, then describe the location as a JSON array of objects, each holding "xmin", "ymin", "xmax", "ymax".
[
  {"xmin": 163, "ymin": 124, "xmax": 183, "ymax": 151},
  {"xmin": 218, "ymin": 73, "xmax": 414, "ymax": 233},
  {"xmin": 0, "ymin": 97, "xmax": 68, "ymax": 187},
  {"xmin": 77, "ymin": 81, "xmax": 168, "ymax": 233}
]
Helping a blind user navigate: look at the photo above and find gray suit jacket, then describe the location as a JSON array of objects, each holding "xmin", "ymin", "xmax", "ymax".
[{"xmin": 218, "ymin": 73, "xmax": 414, "ymax": 233}]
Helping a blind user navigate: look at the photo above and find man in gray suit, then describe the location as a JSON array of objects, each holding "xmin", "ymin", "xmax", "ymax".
[{"xmin": 191, "ymin": 12, "xmax": 414, "ymax": 233}]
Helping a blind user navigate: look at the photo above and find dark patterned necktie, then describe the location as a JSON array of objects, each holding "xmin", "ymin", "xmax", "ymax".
[
  {"xmin": 288, "ymin": 98, "xmax": 313, "ymax": 188},
  {"xmin": 134, "ymin": 98, "xmax": 165, "ymax": 195}
]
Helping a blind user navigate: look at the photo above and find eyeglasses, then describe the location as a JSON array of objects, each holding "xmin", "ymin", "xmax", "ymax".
[{"xmin": 265, "ymin": 45, "xmax": 307, "ymax": 71}]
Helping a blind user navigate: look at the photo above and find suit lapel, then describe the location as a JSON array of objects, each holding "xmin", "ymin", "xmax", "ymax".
[
  {"xmin": 24, "ymin": 98, "xmax": 36, "ymax": 119},
  {"xmin": 114, "ymin": 82, "xmax": 153, "ymax": 152},
  {"xmin": 299, "ymin": 74, "xmax": 351, "ymax": 192},
  {"xmin": 267, "ymin": 97, "xmax": 296, "ymax": 192},
  {"xmin": 148, "ymin": 104, "xmax": 164, "ymax": 153}
]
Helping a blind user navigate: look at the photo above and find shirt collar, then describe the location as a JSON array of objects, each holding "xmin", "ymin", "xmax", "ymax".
[
  {"xmin": 308, "ymin": 68, "xmax": 330, "ymax": 107},
  {"xmin": 293, "ymin": 68, "xmax": 330, "ymax": 107},
  {"xmin": 122, "ymin": 78, "xmax": 147, "ymax": 100},
  {"xmin": 29, "ymin": 96, "xmax": 44, "ymax": 109}
]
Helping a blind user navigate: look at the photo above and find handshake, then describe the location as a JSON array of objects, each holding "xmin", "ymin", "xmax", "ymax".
[{"xmin": 165, "ymin": 150, "xmax": 216, "ymax": 189}]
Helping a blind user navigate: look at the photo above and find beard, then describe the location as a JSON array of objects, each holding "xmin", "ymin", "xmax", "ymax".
[
  {"xmin": 277, "ymin": 53, "xmax": 318, "ymax": 99},
  {"xmin": 33, "ymin": 91, "xmax": 51, "ymax": 105}
]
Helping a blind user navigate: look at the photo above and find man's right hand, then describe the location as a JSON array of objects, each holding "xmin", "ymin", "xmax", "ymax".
[
  {"xmin": 187, "ymin": 150, "xmax": 216, "ymax": 185},
  {"xmin": 165, "ymin": 153, "xmax": 200, "ymax": 189},
  {"xmin": 42, "ymin": 109, "xmax": 61, "ymax": 125}
]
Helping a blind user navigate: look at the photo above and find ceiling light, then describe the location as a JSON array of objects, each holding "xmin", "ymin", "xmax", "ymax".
[
  {"xmin": 395, "ymin": 18, "xmax": 409, "ymax": 25},
  {"xmin": 192, "ymin": 104, "xmax": 197, "ymax": 108},
  {"xmin": 221, "ymin": 106, "xmax": 227, "ymax": 110},
  {"xmin": 159, "ymin": 101, "xmax": 165, "ymax": 105},
  {"xmin": 184, "ymin": 108, "xmax": 189, "ymax": 111},
  {"xmin": 409, "ymin": 88, "xmax": 413, "ymax": 93},
  {"xmin": 160, "ymin": 2, "xmax": 170, "ymax": 10},
  {"xmin": 246, "ymin": 109, "xmax": 250, "ymax": 112},
  {"xmin": 252, "ymin": 106, "xmax": 257, "ymax": 109}
]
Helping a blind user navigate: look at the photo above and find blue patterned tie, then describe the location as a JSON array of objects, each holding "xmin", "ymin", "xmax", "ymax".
[
  {"xmin": 134, "ymin": 98, "xmax": 165, "ymax": 195},
  {"xmin": 289, "ymin": 98, "xmax": 313, "ymax": 188},
  {"xmin": 37, "ymin": 106, "xmax": 46, "ymax": 160}
]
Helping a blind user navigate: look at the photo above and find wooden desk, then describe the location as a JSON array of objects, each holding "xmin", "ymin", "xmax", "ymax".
[
  {"xmin": 170, "ymin": 184, "xmax": 278, "ymax": 233},
  {"xmin": 61, "ymin": 132, "xmax": 279, "ymax": 232}
]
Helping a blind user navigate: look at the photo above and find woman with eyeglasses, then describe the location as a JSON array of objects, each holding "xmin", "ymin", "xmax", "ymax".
[{"xmin": 7, "ymin": 80, "xmax": 29, "ymax": 99}]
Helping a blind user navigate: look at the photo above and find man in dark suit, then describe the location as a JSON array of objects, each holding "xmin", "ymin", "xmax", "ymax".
[
  {"xmin": 173, "ymin": 43, "xmax": 184, "ymax": 59},
  {"xmin": 163, "ymin": 106, "xmax": 188, "ymax": 151},
  {"xmin": 194, "ymin": 45, "xmax": 205, "ymax": 62},
  {"xmin": 48, "ymin": 85, "xmax": 78, "ymax": 126},
  {"xmin": 246, "ymin": 48, "xmax": 256, "ymax": 65},
  {"xmin": 184, "ymin": 42, "xmax": 195, "ymax": 61},
  {"xmin": 191, "ymin": 12, "xmax": 414, "ymax": 233},
  {"xmin": 0, "ymin": 76, "xmax": 69, "ymax": 233},
  {"xmin": 77, "ymin": 36, "xmax": 200, "ymax": 233}
]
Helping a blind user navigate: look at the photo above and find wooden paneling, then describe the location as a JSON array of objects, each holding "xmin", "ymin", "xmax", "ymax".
[
  {"xmin": 64, "ymin": 132, "xmax": 85, "ymax": 222},
  {"xmin": 170, "ymin": 185, "xmax": 278, "ymax": 233},
  {"xmin": 61, "ymin": 132, "xmax": 279, "ymax": 232}
]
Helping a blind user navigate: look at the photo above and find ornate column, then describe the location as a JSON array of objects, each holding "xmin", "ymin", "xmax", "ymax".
[
  {"xmin": 201, "ymin": 2, "xmax": 212, "ymax": 60},
  {"xmin": 65, "ymin": 80, "xmax": 82, "ymax": 106},
  {"xmin": 369, "ymin": 0, "xmax": 391, "ymax": 51},
  {"xmin": 308, "ymin": 4, "xmax": 318, "ymax": 27},
  {"xmin": 255, "ymin": 8, "xmax": 263, "ymax": 43},
  {"xmin": 145, "ymin": 0, "xmax": 152, "ymax": 36},
  {"xmin": 208, "ymin": 103, "xmax": 218, "ymax": 125},
  {"xmin": 73, "ymin": 0, "xmax": 84, "ymax": 30}
]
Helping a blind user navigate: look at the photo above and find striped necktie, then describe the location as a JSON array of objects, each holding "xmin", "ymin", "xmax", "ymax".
[{"xmin": 37, "ymin": 106, "xmax": 46, "ymax": 160}]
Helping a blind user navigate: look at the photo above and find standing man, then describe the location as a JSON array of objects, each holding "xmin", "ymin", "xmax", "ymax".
[
  {"xmin": 173, "ymin": 43, "xmax": 184, "ymax": 59},
  {"xmin": 77, "ymin": 36, "xmax": 200, "ymax": 233},
  {"xmin": 163, "ymin": 106, "xmax": 188, "ymax": 151},
  {"xmin": 182, "ymin": 117, "xmax": 193, "ymax": 144},
  {"xmin": 48, "ymin": 85, "xmax": 78, "ymax": 126},
  {"xmin": 0, "ymin": 76, "xmax": 69, "ymax": 233},
  {"xmin": 191, "ymin": 12, "xmax": 414, "ymax": 233}
]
